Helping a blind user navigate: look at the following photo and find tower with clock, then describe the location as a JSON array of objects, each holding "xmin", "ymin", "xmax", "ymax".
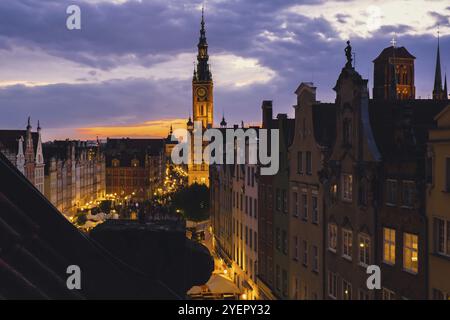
[
  {"xmin": 192, "ymin": 7, "xmax": 213, "ymax": 129},
  {"xmin": 186, "ymin": 8, "xmax": 214, "ymax": 186}
]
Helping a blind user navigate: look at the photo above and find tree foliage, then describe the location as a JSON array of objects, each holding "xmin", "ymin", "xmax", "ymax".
[{"xmin": 172, "ymin": 183, "xmax": 210, "ymax": 222}]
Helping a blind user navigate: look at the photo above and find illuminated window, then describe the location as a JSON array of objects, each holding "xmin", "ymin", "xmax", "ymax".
[
  {"xmin": 112, "ymin": 159, "xmax": 120, "ymax": 167},
  {"xmin": 331, "ymin": 183, "xmax": 338, "ymax": 202},
  {"xmin": 358, "ymin": 234, "xmax": 371, "ymax": 266},
  {"xmin": 342, "ymin": 174, "xmax": 353, "ymax": 201},
  {"xmin": 383, "ymin": 227, "xmax": 396, "ymax": 265},
  {"xmin": 342, "ymin": 279, "xmax": 352, "ymax": 300},
  {"xmin": 403, "ymin": 232, "xmax": 419, "ymax": 274},
  {"xmin": 342, "ymin": 229, "xmax": 353, "ymax": 260},
  {"xmin": 328, "ymin": 223, "xmax": 337, "ymax": 252}
]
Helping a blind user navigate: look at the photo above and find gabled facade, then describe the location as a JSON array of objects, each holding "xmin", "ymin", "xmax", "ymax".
[
  {"xmin": 324, "ymin": 45, "xmax": 381, "ymax": 300},
  {"xmin": 289, "ymin": 83, "xmax": 335, "ymax": 300},
  {"xmin": 0, "ymin": 118, "xmax": 44, "ymax": 194},
  {"xmin": 44, "ymin": 140, "xmax": 106, "ymax": 215}
]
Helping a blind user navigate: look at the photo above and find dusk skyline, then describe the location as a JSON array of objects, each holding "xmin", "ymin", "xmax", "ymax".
[{"xmin": 0, "ymin": 0, "xmax": 449, "ymax": 141}]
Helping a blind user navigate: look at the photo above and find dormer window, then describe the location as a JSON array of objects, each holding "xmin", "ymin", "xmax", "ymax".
[{"xmin": 112, "ymin": 159, "xmax": 120, "ymax": 167}]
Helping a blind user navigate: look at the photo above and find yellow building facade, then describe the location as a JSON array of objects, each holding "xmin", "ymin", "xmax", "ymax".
[{"xmin": 427, "ymin": 104, "xmax": 450, "ymax": 299}]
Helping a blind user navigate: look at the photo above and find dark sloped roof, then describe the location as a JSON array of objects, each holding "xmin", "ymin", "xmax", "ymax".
[
  {"xmin": 106, "ymin": 138, "xmax": 164, "ymax": 153},
  {"xmin": 0, "ymin": 130, "xmax": 39, "ymax": 154},
  {"xmin": 373, "ymin": 46, "xmax": 416, "ymax": 62},
  {"xmin": 312, "ymin": 103, "xmax": 336, "ymax": 147},
  {"xmin": 104, "ymin": 138, "xmax": 165, "ymax": 167},
  {"xmin": 0, "ymin": 151, "xmax": 179, "ymax": 299},
  {"xmin": 43, "ymin": 141, "xmax": 70, "ymax": 162},
  {"xmin": 369, "ymin": 99, "xmax": 448, "ymax": 161}
]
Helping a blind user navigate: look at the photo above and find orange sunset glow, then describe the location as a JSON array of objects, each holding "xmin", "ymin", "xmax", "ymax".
[{"xmin": 77, "ymin": 118, "xmax": 188, "ymax": 139}]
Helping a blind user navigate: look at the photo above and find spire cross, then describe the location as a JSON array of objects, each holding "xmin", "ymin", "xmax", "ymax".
[{"xmin": 390, "ymin": 35, "xmax": 397, "ymax": 48}]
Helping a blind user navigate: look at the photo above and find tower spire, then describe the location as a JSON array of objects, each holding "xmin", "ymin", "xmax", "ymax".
[
  {"xmin": 444, "ymin": 72, "xmax": 448, "ymax": 100},
  {"xmin": 196, "ymin": 6, "xmax": 211, "ymax": 81},
  {"xmin": 433, "ymin": 25, "xmax": 444, "ymax": 100}
]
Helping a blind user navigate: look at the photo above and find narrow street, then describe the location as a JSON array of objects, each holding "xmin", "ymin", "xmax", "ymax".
[{"xmin": 187, "ymin": 220, "xmax": 241, "ymax": 300}]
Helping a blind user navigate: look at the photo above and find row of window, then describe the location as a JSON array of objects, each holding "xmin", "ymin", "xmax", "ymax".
[
  {"xmin": 235, "ymin": 165, "xmax": 256, "ymax": 188},
  {"xmin": 292, "ymin": 277, "xmax": 319, "ymax": 300},
  {"xmin": 275, "ymin": 265, "xmax": 288, "ymax": 298},
  {"xmin": 296, "ymin": 151, "xmax": 312, "ymax": 175},
  {"xmin": 385, "ymin": 179, "xmax": 415, "ymax": 207},
  {"xmin": 327, "ymin": 224, "xmax": 419, "ymax": 273},
  {"xmin": 328, "ymin": 224, "xmax": 371, "ymax": 266},
  {"xmin": 233, "ymin": 244, "xmax": 258, "ymax": 282},
  {"xmin": 232, "ymin": 192, "xmax": 257, "ymax": 218},
  {"xmin": 292, "ymin": 192, "xmax": 319, "ymax": 223},
  {"xmin": 292, "ymin": 237, "xmax": 320, "ymax": 272},
  {"xmin": 382, "ymin": 227, "xmax": 418, "ymax": 273},
  {"xmin": 327, "ymin": 271, "xmax": 396, "ymax": 300},
  {"xmin": 232, "ymin": 218, "xmax": 258, "ymax": 253},
  {"xmin": 432, "ymin": 288, "xmax": 450, "ymax": 300},
  {"xmin": 331, "ymin": 174, "xmax": 416, "ymax": 209}
]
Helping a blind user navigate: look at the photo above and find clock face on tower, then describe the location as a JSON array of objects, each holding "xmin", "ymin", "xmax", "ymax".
[{"xmin": 196, "ymin": 87, "xmax": 207, "ymax": 100}]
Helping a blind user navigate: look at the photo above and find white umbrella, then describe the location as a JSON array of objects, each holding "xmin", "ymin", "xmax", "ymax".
[
  {"xmin": 187, "ymin": 286, "xmax": 203, "ymax": 295},
  {"xmin": 206, "ymin": 275, "xmax": 240, "ymax": 294}
]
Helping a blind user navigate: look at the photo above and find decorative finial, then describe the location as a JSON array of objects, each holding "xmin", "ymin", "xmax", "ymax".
[
  {"xmin": 27, "ymin": 116, "xmax": 31, "ymax": 130},
  {"xmin": 37, "ymin": 120, "xmax": 41, "ymax": 130},
  {"xmin": 200, "ymin": 4, "xmax": 205, "ymax": 33},
  {"xmin": 344, "ymin": 40, "xmax": 353, "ymax": 68}
]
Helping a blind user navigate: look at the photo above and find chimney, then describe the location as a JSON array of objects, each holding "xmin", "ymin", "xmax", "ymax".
[{"xmin": 261, "ymin": 100, "xmax": 273, "ymax": 129}]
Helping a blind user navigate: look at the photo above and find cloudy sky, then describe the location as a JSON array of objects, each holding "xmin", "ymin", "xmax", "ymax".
[{"xmin": 0, "ymin": 0, "xmax": 449, "ymax": 141}]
